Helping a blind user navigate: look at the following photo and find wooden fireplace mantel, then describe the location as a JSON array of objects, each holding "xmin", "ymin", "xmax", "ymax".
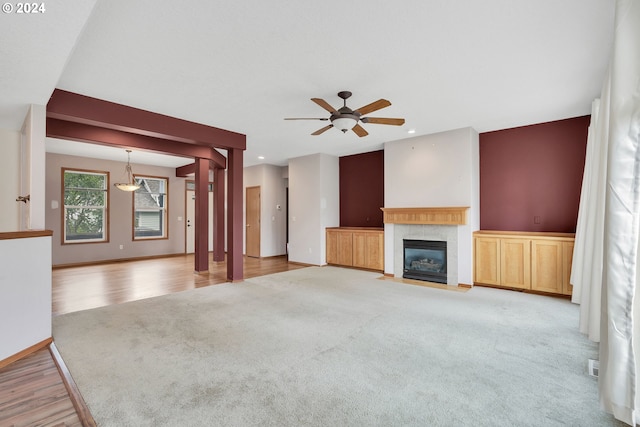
[{"xmin": 381, "ymin": 207, "xmax": 469, "ymax": 225}]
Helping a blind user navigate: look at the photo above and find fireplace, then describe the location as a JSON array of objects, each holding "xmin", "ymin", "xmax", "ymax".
[
  {"xmin": 403, "ymin": 239, "xmax": 447, "ymax": 284},
  {"xmin": 384, "ymin": 207, "xmax": 469, "ymax": 286}
]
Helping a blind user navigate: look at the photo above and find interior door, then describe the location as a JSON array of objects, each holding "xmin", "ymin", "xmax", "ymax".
[
  {"xmin": 19, "ymin": 129, "xmax": 30, "ymax": 230},
  {"xmin": 246, "ymin": 186, "xmax": 260, "ymax": 258},
  {"xmin": 185, "ymin": 188, "xmax": 214, "ymax": 254},
  {"xmin": 186, "ymin": 190, "xmax": 195, "ymax": 253}
]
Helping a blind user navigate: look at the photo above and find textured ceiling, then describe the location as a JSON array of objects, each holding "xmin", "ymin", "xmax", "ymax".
[{"xmin": 2, "ymin": 0, "xmax": 615, "ymax": 168}]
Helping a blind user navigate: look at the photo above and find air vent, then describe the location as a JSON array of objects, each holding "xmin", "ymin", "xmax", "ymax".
[{"xmin": 588, "ymin": 359, "xmax": 599, "ymax": 377}]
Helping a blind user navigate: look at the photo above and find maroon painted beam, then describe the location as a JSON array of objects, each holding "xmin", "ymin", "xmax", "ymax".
[
  {"xmin": 227, "ymin": 148, "xmax": 244, "ymax": 282},
  {"xmin": 175, "ymin": 163, "xmax": 195, "ymax": 177},
  {"xmin": 194, "ymin": 158, "xmax": 210, "ymax": 272},
  {"xmin": 175, "ymin": 159, "xmax": 226, "ymax": 177},
  {"xmin": 47, "ymin": 118, "xmax": 227, "ymax": 168},
  {"xmin": 213, "ymin": 168, "xmax": 225, "ymax": 262},
  {"xmin": 48, "ymin": 89, "xmax": 246, "ymax": 151}
]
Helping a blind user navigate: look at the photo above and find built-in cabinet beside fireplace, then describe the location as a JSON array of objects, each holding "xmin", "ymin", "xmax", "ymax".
[
  {"xmin": 326, "ymin": 227, "xmax": 384, "ymax": 271},
  {"xmin": 474, "ymin": 230, "xmax": 574, "ymax": 296}
]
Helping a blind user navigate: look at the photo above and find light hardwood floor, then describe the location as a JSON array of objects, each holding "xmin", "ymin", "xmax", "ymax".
[
  {"xmin": 1, "ymin": 254, "xmax": 306, "ymax": 426},
  {"xmin": 0, "ymin": 347, "xmax": 83, "ymax": 427},
  {"xmin": 53, "ymin": 254, "xmax": 306, "ymax": 315}
]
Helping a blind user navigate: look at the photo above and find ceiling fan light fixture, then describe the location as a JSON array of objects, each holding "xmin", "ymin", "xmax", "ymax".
[
  {"xmin": 114, "ymin": 149, "xmax": 141, "ymax": 192},
  {"xmin": 287, "ymin": 91, "xmax": 404, "ymax": 137},
  {"xmin": 331, "ymin": 115, "xmax": 358, "ymax": 133}
]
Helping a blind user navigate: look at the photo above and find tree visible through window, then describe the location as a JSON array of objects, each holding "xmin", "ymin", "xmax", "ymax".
[
  {"xmin": 134, "ymin": 176, "xmax": 168, "ymax": 239},
  {"xmin": 63, "ymin": 169, "xmax": 109, "ymax": 243}
]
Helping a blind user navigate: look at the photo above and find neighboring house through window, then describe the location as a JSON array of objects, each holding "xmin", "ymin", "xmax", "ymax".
[
  {"xmin": 134, "ymin": 175, "xmax": 168, "ymax": 239},
  {"xmin": 63, "ymin": 168, "xmax": 109, "ymax": 243}
]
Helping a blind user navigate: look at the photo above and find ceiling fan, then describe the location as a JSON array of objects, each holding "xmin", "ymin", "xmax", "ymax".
[{"xmin": 285, "ymin": 91, "xmax": 405, "ymax": 137}]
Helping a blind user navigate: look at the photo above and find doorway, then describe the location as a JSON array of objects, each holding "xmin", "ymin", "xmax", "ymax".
[
  {"xmin": 185, "ymin": 182, "xmax": 214, "ymax": 254},
  {"xmin": 246, "ymin": 186, "xmax": 260, "ymax": 258}
]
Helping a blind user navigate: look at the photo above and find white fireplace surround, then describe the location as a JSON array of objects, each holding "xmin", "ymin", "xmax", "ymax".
[
  {"xmin": 394, "ymin": 224, "xmax": 458, "ymax": 285},
  {"xmin": 381, "ymin": 207, "xmax": 470, "ymax": 286}
]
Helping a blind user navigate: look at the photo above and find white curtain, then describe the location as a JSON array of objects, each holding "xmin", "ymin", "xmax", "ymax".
[
  {"xmin": 571, "ymin": 1, "xmax": 640, "ymax": 425},
  {"xmin": 600, "ymin": 1, "xmax": 640, "ymax": 423},
  {"xmin": 571, "ymin": 93, "xmax": 609, "ymax": 342}
]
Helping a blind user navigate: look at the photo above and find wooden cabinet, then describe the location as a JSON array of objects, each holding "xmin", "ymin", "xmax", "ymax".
[
  {"xmin": 473, "ymin": 231, "xmax": 574, "ymax": 296},
  {"xmin": 531, "ymin": 240, "xmax": 563, "ymax": 294},
  {"xmin": 336, "ymin": 231, "xmax": 353, "ymax": 266},
  {"xmin": 326, "ymin": 231, "xmax": 338, "ymax": 264},
  {"xmin": 326, "ymin": 228, "xmax": 384, "ymax": 271},
  {"xmin": 500, "ymin": 238, "xmax": 531, "ymax": 290},
  {"xmin": 353, "ymin": 231, "xmax": 384, "ymax": 271},
  {"xmin": 562, "ymin": 241, "xmax": 574, "ymax": 296},
  {"xmin": 474, "ymin": 237, "xmax": 500, "ymax": 285}
]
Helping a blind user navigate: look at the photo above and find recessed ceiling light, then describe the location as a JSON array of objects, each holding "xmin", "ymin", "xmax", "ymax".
[
  {"xmin": 408, "ymin": 129, "xmax": 416, "ymax": 134},
  {"xmin": 258, "ymin": 156, "xmax": 265, "ymax": 160}
]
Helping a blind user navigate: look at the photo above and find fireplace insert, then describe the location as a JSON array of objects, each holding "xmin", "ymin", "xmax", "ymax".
[{"xmin": 403, "ymin": 239, "xmax": 447, "ymax": 284}]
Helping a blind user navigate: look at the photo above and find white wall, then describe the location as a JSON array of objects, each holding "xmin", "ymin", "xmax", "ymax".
[
  {"xmin": 384, "ymin": 127, "xmax": 480, "ymax": 284},
  {"xmin": 465, "ymin": 128, "xmax": 481, "ymax": 282},
  {"xmin": 46, "ymin": 153, "xmax": 187, "ymax": 265},
  {"xmin": 0, "ymin": 107, "xmax": 51, "ymax": 363},
  {"xmin": 319, "ymin": 154, "xmax": 340, "ymax": 263},
  {"xmin": 288, "ymin": 153, "xmax": 339, "ymax": 265},
  {"xmin": 0, "ymin": 235, "xmax": 51, "ymax": 361},
  {"xmin": 0, "ymin": 128, "xmax": 21, "ymax": 231},
  {"xmin": 385, "ymin": 128, "xmax": 476, "ymax": 207},
  {"xmin": 244, "ymin": 164, "xmax": 288, "ymax": 257}
]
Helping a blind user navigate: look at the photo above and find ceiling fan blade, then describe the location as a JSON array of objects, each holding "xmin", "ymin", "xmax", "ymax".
[
  {"xmin": 352, "ymin": 124, "xmax": 369, "ymax": 137},
  {"xmin": 355, "ymin": 99, "xmax": 391, "ymax": 116},
  {"xmin": 284, "ymin": 117, "xmax": 329, "ymax": 121},
  {"xmin": 311, "ymin": 98, "xmax": 338, "ymax": 113},
  {"xmin": 361, "ymin": 117, "xmax": 405, "ymax": 126},
  {"xmin": 312, "ymin": 124, "xmax": 333, "ymax": 135}
]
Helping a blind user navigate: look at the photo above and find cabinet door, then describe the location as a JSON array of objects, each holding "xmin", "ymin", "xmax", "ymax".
[
  {"xmin": 474, "ymin": 237, "xmax": 500, "ymax": 285},
  {"xmin": 326, "ymin": 230, "xmax": 338, "ymax": 264},
  {"xmin": 352, "ymin": 232, "xmax": 384, "ymax": 270},
  {"xmin": 337, "ymin": 232, "xmax": 353, "ymax": 266},
  {"xmin": 500, "ymin": 238, "xmax": 531, "ymax": 289},
  {"xmin": 365, "ymin": 232, "xmax": 384, "ymax": 271},
  {"xmin": 352, "ymin": 232, "xmax": 367, "ymax": 268},
  {"xmin": 531, "ymin": 240, "xmax": 563, "ymax": 293},
  {"xmin": 562, "ymin": 241, "xmax": 574, "ymax": 296}
]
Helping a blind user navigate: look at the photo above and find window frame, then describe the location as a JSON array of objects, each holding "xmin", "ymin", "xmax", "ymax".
[
  {"xmin": 132, "ymin": 174, "xmax": 169, "ymax": 241},
  {"xmin": 61, "ymin": 168, "xmax": 110, "ymax": 245}
]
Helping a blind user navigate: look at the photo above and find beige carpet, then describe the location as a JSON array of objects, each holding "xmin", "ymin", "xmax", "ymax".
[{"xmin": 53, "ymin": 266, "xmax": 624, "ymax": 426}]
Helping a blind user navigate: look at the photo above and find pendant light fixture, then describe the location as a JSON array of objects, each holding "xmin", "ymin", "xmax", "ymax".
[{"xmin": 114, "ymin": 149, "xmax": 141, "ymax": 192}]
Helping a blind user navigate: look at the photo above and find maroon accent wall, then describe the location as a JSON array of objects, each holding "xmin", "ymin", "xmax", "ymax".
[
  {"xmin": 479, "ymin": 116, "xmax": 590, "ymax": 232},
  {"xmin": 340, "ymin": 150, "xmax": 384, "ymax": 227}
]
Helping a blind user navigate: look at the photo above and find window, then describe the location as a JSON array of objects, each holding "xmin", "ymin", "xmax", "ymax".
[
  {"xmin": 185, "ymin": 181, "xmax": 213, "ymax": 191},
  {"xmin": 63, "ymin": 169, "xmax": 109, "ymax": 243},
  {"xmin": 134, "ymin": 176, "xmax": 168, "ymax": 239}
]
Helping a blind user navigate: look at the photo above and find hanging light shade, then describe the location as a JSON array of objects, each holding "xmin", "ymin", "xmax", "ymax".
[
  {"xmin": 331, "ymin": 116, "xmax": 358, "ymax": 133},
  {"xmin": 114, "ymin": 150, "xmax": 141, "ymax": 192}
]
